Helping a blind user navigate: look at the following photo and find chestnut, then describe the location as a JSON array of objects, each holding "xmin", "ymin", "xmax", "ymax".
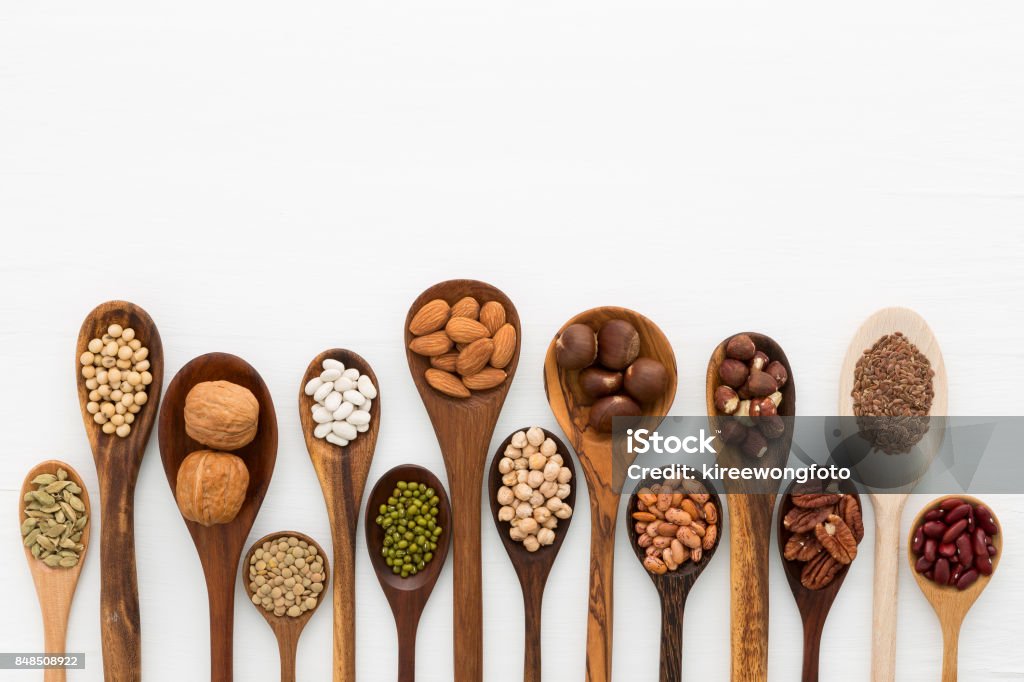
[
  {"xmin": 758, "ymin": 415, "xmax": 786, "ymax": 440},
  {"xmin": 719, "ymin": 419, "xmax": 748, "ymax": 444},
  {"xmin": 743, "ymin": 370, "xmax": 778, "ymax": 398},
  {"xmin": 714, "ymin": 386, "xmax": 739, "ymax": 414},
  {"xmin": 589, "ymin": 394, "xmax": 641, "ymax": 433},
  {"xmin": 624, "ymin": 358, "xmax": 668, "ymax": 404},
  {"xmin": 741, "ymin": 428, "xmax": 769, "ymax": 458},
  {"xmin": 725, "ymin": 334, "xmax": 756, "ymax": 361},
  {"xmin": 597, "ymin": 319, "xmax": 640, "ymax": 370},
  {"xmin": 766, "ymin": 361, "xmax": 788, "ymax": 388},
  {"xmin": 578, "ymin": 367, "xmax": 623, "ymax": 403},
  {"xmin": 555, "ymin": 323, "xmax": 597, "ymax": 370},
  {"xmin": 718, "ymin": 359, "xmax": 749, "ymax": 389},
  {"xmin": 750, "ymin": 351, "xmax": 770, "ymax": 372}
]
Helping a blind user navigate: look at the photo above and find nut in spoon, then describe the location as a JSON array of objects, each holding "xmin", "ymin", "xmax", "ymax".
[
  {"xmin": 242, "ymin": 531, "xmax": 330, "ymax": 682},
  {"xmin": 20, "ymin": 460, "xmax": 91, "ymax": 682}
]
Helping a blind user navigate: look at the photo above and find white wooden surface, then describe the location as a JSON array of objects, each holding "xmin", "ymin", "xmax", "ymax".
[{"xmin": 2, "ymin": 1, "xmax": 1023, "ymax": 680}]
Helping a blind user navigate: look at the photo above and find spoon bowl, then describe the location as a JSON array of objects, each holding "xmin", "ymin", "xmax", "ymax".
[
  {"xmin": 487, "ymin": 427, "xmax": 577, "ymax": 682},
  {"xmin": 242, "ymin": 531, "xmax": 330, "ymax": 682},
  {"xmin": 543, "ymin": 306, "xmax": 677, "ymax": 682},
  {"xmin": 20, "ymin": 460, "xmax": 92, "ymax": 682},
  {"xmin": 75, "ymin": 300, "xmax": 163, "ymax": 680},
  {"xmin": 365, "ymin": 464, "xmax": 452, "ymax": 682},
  {"xmin": 158, "ymin": 352, "xmax": 278, "ymax": 682}
]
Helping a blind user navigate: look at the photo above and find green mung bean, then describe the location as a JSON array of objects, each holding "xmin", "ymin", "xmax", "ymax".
[{"xmin": 375, "ymin": 481, "xmax": 443, "ymax": 578}]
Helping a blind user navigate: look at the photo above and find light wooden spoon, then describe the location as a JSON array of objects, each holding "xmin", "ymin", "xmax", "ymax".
[
  {"xmin": 299, "ymin": 349, "xmax": 381, "ymax": 682},
  {"xmin": 20, "ymin": 460, "xmax": 91, "ymax": 682},
  {"xmin": 838, "ymin": 307, "xmax": 948, "ymax": 682},
  {"xmin": 908, "ymin": 496, "xmax": 1001, "ymax": 682},
  {"xmin": 242, "ymin": 531, "xmax": 330, "ymax": 682},
  {"xmin": 543, "ymin": 307, "xmax": 677, "ymax": 682}
]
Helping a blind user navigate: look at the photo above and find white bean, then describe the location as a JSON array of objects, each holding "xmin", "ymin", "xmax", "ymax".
[
  {"xmin": 333, "ymin": 377, "xmax": 355, "ymax": 393},
  {"xmin": 324, "ymin": 391, "xmax": 343, "ymax": 413},
  {"xmin": 313, "ymin": 382, "xmax": 334, "ymax": 402},
  {"xmin": 325, "ymin": 433, "xmax": 349, "ymax": 447},
  {"xmin": 332, "ymin": 402, "xmax": 354, "ymax": 421},
  {"xmin": 342, "ymin": 390, "xmax": 366, "ymax": 406},
  {"xmin": 322, "ymin": 359, "xmax": 345, "ymax": 372},
  {"xmin": 332, "ymin": 422, "xmax": 357, "ymax": 440},
  {"xmin": 357, "ymin": 375, "xmax": 377, "ymax": 399},
  {"xmin": 313, "ymin": 422, "xmax": 333, "ymax": 439},
  {"xmin": 304, "ymin": 377, "xmax": 323, "ymax": 396},
  {"xmin": 342, "ymin": 368, "xmax": 360, "ymax": 381},
  {"xmin": 320, "ymin": 369, "xmax": 342, "ymax": 382},
  {"xmin": 312, "ymin": 406, "xmax": 333, "ymax": 424},
  {"xmin": 346, "ymin": 410, "xmax": 371, "ymax": 426},
  {"xmin": 356, "ymin": 423, "xmax": 369, "ymax": 433}
]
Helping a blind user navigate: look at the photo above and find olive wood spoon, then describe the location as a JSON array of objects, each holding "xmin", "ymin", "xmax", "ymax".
[
  {"xmin": 75, "ymin": 300, "xmax": 163, "ymax": 682},
  {"xmin": 838, "ymin": 307, "xmax": 948, "ymax": 682},
  {"xmin": 365, "ymin": 465, "xmax": 452, "ymax": 682},
  {"xmin": 705, "ymin": 332, "xmax": 795, "ymax": 682},
  {"xmin": 20, "ymin": 461, "xmax": 92, "ymax": 682},
  {"xmin": 242, "ymin": 531, "xmax": 330, "ymax": 682},
  {"xmin": 625, "ymin": 476, "xmax": 722, "ymax": 682},
  {"xmin": 158, "ymin": 352, "xmax": 279, "ymax": 682},
  {"xmin": 544, "ymin": 307, "xmax": 677, "ymax": 682},
  {"xmin": 776, "ymin": 482, "xmax": 862, "ymax": 682},
  {"xmin": 404, "ymin": 279, "xmax": 521, "ymax": 682},
  {"xmin": 487, "ymin": 428, "xmax": 577, "ymax": 682},
  {"xmin": 299, "ymin": 349, "xmax": 381, "ymax": 682},
  {"xmin": 908, "ymin": 496, "xmax": 1001, "ymax": 682}
]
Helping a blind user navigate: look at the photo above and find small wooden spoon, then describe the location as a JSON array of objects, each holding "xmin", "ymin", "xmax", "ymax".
[
  {"xmin": 705, "ymin": 332, "xmax": 795, "ymax": 682},
  {"xmin": 299, "ymin": 349, "xmax": 381, "ymax": 682},
  {"xmin": 838, "ymin": 307, "xmax": 948, "ymax": 682},
  {"xmin": 158, "ymin": 352, "xmax": 279, "ymax": 682},
  {"xmin": 908, "ymin": 496, "xmax": 1001, "ymax": 682},
  {"xmin": 75, "ymin": 300, "xmax": 163, "ymax": 682},
  {"xmin": 543, "ymin": 307, "xmax": 677, "ymax": 682},
  {"xmin": 487, "ymin": 428, "xmax": 577, "ymax": 682},
  {"xmin": 20, "ymin": 460, "xmax": 92, "ymax": 682},
  {"xmin": 625, "ymin": 477, "xmax": 722, "ymax": 682},
  {"xmin": 241, "ymin": 531, "xmax": 330, "ymax": 682},
  {"xmin": 364, "ymin": 465, "xmax": 452, "ymax": 682},
  {"xmin": 776, "ymin": 481, "xmax": 862, "ymax": 682},
  {"xmin": 404, "ymin": 279, "xmax": 521, "ymax": 682}
]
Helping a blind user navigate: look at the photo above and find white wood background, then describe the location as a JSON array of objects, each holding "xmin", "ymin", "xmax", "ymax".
[{"xmin": 1, "ymin": 1, "xmax": 1023, "ymax": 680}]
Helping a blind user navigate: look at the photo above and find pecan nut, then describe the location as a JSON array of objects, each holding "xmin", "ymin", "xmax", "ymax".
[
  {"xmin": 784, "ymin": 532, "xmax": 822, "ymax": 562},
  {"xmin": 783, "ymin": 505, "xmax": 831, "ymax": 533},
  {"xmin": 792, "ymin": 493, "xmax": 842, "ymax": 509},
  {"xmin": 800, "ymin": 551, "xmax": 842, "ymax": 589},
  {"xmin": 815, "ymin": 514, "xmax": 859, "ymax": 564},
  {"xmin": 839, "ymin": 495, "xmax": 865, "ymax": 543}
]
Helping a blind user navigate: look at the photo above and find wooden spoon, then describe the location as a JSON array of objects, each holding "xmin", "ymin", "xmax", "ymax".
[
  {"xmin": 625, "ymin": 476, "xmax": 722, "ymax": 682},
  {"xmin": 364, "ymin": 464, "xmax": 452, "ymax": 682},
  {"xmin": 838, "ymin": 307, "xmax": 948, "ymax": 682},
  {"xmin": 241, "ymin": 531, "xmax": 330, "ymax": 682},
  {"xmin": 299, "ymin": 349, "xmax": 381, "ymax": 682},
  {"xmin": 20, "ymin": 461, "xmax": 92, "ymax": 682},
  {"xmin": 158, "ymin": 352, "xmax": 279, "ymax": 682},
  {"xmin": 543, "ymin": 307, "xmax": 677, "ymax": 682},
  {"xmin": 486, "ymin": 427, "xmax": 577, "ymax": 682},
  {"xmin": 705, "ymin": 332, "xmax": 795, "ymax": 682},
  {"xmin": 776, "ymin": 481, "xmax": 862, "ymax": 682},
  {"xmin": 75, "ymin": 300, "xmax": 163, "ymax": 681},
  {"xmin": 404, "ymin": 279, "xmax": 521, "ymax": 682},
  {"xmin": 908, "ymin": 496, "xmax": 1001, "ymax": 682}
]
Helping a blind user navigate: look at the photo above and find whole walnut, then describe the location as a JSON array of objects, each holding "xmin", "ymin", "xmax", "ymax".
[
  {"xmin": 176, "ymin": 450, "xmax": 249, "ymax": 526},
  {"xmin": 184, "ymin": 380, "xmax": 259, "ymax": 450}
]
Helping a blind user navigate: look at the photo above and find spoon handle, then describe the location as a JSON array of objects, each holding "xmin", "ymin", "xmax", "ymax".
[
  {"xmin": 800, "ymin": 611, "xmax": 827, "ymax": 682},
  {"xmin": 449, "ymin": 470, "xmax": 484, "ymax": 682},
  {"xmin": 940, "ymin": 622, "xmax": 960, "ymax": 682},
  {"xmin": 205, "ymin": 564, "xmax": 236, "ymax": 682},
  {"xmin": 278, "ymin": 631, "xmax": 299, "ymax": 682},
  {"xmin": 39, "ymin": 599, "xmax": 69, "ymax": 682},
  {"xmin": 871, "ymin": 501, "xmax": 905, "ymax": 682},
  {"xmin": 97, "ymin": 474, "xmax": 142, "ymax": 682},
  {"xmin": 728, "ymin": 494, "xmax": 774, "ymax": 682},
  {"xmin": 522, "ymin": 586, "xmax": 544, "ymax": 682},
  {"xmin": 657, "ymin": 582, "xmax": 687, "ymax": 682},
  {"xmin": 396, "ymin": 606, "xmax": 421, "ymax": 682},
  {"xmin": 584, "ymin": 488, "xmax": 619, "ymax": 682}
]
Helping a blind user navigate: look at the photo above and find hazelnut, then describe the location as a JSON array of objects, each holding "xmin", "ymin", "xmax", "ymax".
[
  {"xmin": 735, "ymin": 400, "xmax": 752, "ymax": 426},
  {"xmin": 725, "ymin": 334, "xmax": 756, "ymax": 361},
  {"xmin": 769, "ymin": 391, "xmax": 783, "ymax": 408},
  {"xmin": 577, "ymin": 367, "xmax": 623, "ymax": 403},
  {"xmin": 719, "ymin": 419, "xmax": 748, "ymax": 444},
  {"xmin": 717, "ymin": 359, "xmax": 749, "ymax": 389},
  {"xmin": 758, "ymin": 414, "xmax": 786, "ymax": 440},
  {"xmin": 714, "ymin": 386, "xmax": 739, "ymax": 414},
  {"xmin": 555, "ymin": 324, "xmax": 598, "ymax": 370},
  {"xmin": 588, "ymin": 394, "xmax": 641, "ymax": 433},
  {"xmin": 741, "ymin": 429, "xmax": 769, "ymax": 458},
  {"xmin": 623, "ymin": 358, "xmax": 668, "ymax": 404},
  {"xmin": 750, "ymin": 351, "xmax": 770, "ymax": 372},
  {"xmin": 766, "ymin": 361, "xmax": 788, "ymax": 388},
  {"xmin": 743, "ymin": 370, "xmax": 779, "ymax": 398},
  {"xmin": 749, "ymin": 396, "xmax": 777, "ymax": 419},
  {"xmin": 597, "ymin": 319, "xmax": 640, "ymax": 370}
]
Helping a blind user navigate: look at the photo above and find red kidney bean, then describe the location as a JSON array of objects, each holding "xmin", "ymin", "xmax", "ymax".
[
  {"xmin": 916, "ymin": 556, "xmax": 934, "ymax": 573},
  {"xmin": 972, "ymin": 528, "xmax": 988, "ymax": 556},
  {"xmin": 956, "ymin": 534, "xmax": 974, "ymax": 567},
  {"xmin": 987, "ymin": 544, "xmax": 997, "ymax": 557},
  {"xmin": 912, "ymin": 526, "xmax": 925, "ymax": 555},
  {"xmin": 976, "ymin": 554, "xmax": 994, "ymax": 576},
  {"xmin": 923, "ymin": 521, "xmax": 947, "ymax": 539},
  {"xmin": 975, "ymin": 505, "xmax": 999, "ymax": 535},
  {"xmin": 940, "ymin": 497, "xmax": 965, "ymax": 511},
  {"xmin": 944, "ymin": 504, "xmax": 970, "ymax": 524},
  {"xmin": 942, "ymin": 519, "xmax": 969, "ymax": 545},
  {"xmin": 956, "ymin": 569, "xmax": 979, "ymax": 590},
  {"xmin": 934, "ymin": 558, "xmax": 951, "ymax": 585},
  {"xmin": 924, "ymin": 539, "xmax": 938, "ymax": 562},
  {"xmin": 924, "ymin": 509, "xmax": 944, "ymax": 522},
  {"xmin": 951, "ymin": 564, "xmax": 963, "ymax": 586},
  {"xmin": 938, "ymin": 542, "xmax": 957, "ymax": 558}
]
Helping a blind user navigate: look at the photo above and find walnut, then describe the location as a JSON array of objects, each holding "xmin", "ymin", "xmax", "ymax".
[
  {"xmin": 184, "ymin": 381, "xmax": 259, "ymax": 450},
  {"xmin": 175, "ymin": 450, "xmax": 249, "ymax": 526}
]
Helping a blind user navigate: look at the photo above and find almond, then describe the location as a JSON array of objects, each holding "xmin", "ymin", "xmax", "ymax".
[
  {"xmin": 425, "ymin": 369, "xmax": 471, "ymax": 398},
  {"xmin": 479, "ymin": 301, "xmax": 506, "ymax": 336},
  {"xmin": 409, "ymin": 331, "xmax": 453, "ymax": 357},
  {"xmin": 456, "ymin": 338, "xmax": 494, "ymax": 376},
  {"xmin": 490, "ymin": 323, "xmax": 516, "ymax": 368},
  {"xmin": 462, "ymin": 367, "xmax": 507, "ymax": 391},
  {"xmin": 450, "ymin": 296, "xmax": 480, "ymax": 320},
  {"xmin": 429, "ymin": 353, "xmax": 459, "ymax": 372},
  {"xmin": 409, "ymin": 299, "xmax": 451, "ymax": 335},
  {"xmin": 445, "ymin": 317, "xmax": 489, "ymax": 344}
]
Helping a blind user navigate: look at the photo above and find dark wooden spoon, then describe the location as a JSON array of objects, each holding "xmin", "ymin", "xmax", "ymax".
[
  {"xmin": 158, "ymin": 352, "xmax": 278, "ymax": 682},
  {"xmin": 404, "ymin": 279, "xmax": 521, "ymax": 682},
  {"xmin": 75, "ymin": 300, "xmax": 163, "ymax": 682},
  {"xmin": 777, "ymin": 481, "xmax": 862, "ymax": 682},
  {"xmin": 299, "ymin": 348, "xmax": 381, "ymax": 682},
  {"xmin": 705, "ymin": 332, "xmax": 795, "ymax": 682},
  {"xmin": 543, "ymin": 307, "xmax": 677, "ymax": 682},
  {"xmin": 241, "ymin": 531, "xmax": 330, "ymax": 682},
  {"xmin": 365, "ymin": 464, "xmax": 452, "ymax": 682},
  {"xmin": 487, "ymin": 427, "xmax": 577, "ymax": 682},
  {"xmin": 625, "ymin": 476, "xmax": 723, "ymax": 682}
]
